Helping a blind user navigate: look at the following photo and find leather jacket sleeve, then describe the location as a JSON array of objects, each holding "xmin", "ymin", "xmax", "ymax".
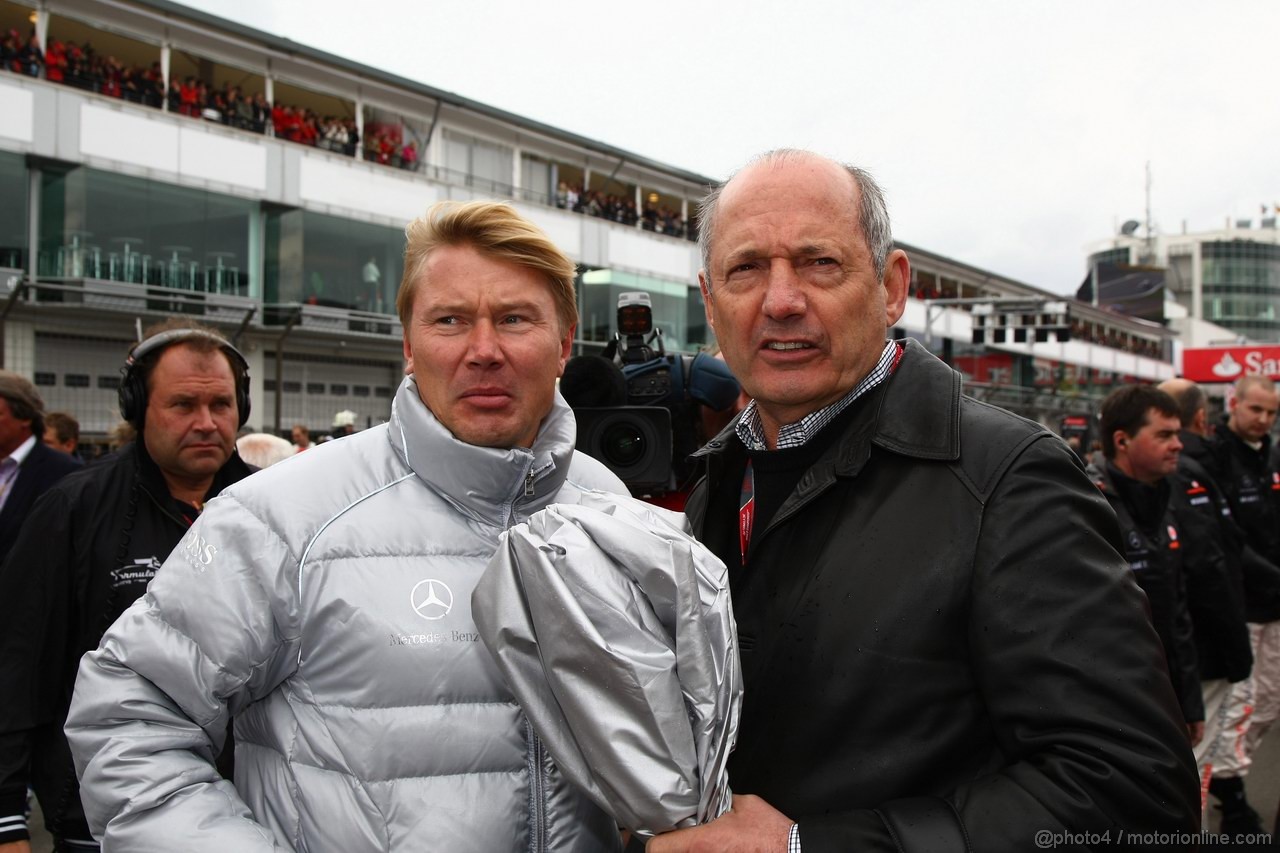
[
  {"xmin": 65, "ymin": 494, "xmax": 297, "ymax": 851},
  {"xmin": 798, "ymin": 436, "xmax": 1200, "ymax": 852}
]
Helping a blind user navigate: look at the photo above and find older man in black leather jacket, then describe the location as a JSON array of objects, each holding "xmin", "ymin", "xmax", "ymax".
[{"xmin": 650, "ymin": 149, "xmax": 1199, "ymax": 853}]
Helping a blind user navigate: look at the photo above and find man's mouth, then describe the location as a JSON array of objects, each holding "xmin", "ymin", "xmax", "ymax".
[{"xmin": 764, "ymin": 342, "xmax": 813, "ymax": 351}]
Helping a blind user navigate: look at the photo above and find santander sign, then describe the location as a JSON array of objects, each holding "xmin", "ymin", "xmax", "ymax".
[{"xmin": 1182, "ymin": 346, "xmax": 1280, "ymax": 382}]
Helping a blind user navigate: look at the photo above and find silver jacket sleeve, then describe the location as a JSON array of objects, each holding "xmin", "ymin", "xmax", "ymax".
[{"xmin": 472, "ymin": 493, "xmax": 741, "ymax": 836}]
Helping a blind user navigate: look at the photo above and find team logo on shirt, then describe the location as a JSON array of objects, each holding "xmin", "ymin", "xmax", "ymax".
[
  {"xmin": 410, "ymin": 579, "xmax": 454, "ymax": 621},
  {"xmin": 1167, "ymin": 525, "xmax": 1180, "ymax": 550}
]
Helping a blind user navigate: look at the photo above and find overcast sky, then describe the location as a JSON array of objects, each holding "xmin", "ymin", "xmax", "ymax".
[{"xmin": 190, "ymin": 0, "xmax": 1278, "ymax": 295}]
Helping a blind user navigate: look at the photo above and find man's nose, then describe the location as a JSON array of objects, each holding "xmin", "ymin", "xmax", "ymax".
[
  {"xmin": 760, "ymin": 260, "xmax": 806, "ymax": 320},
  {"xmin": 192, "ymin": 404, "xmax": 217, "ymax": 432},
  {"xmin": 466, "ymin": 321, "xmax": 503, "ymax": 365}
]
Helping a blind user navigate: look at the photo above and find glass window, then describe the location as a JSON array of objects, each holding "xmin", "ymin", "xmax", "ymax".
[
  {"xmin": 37, "ymin": 166, "xmax": 255, "ymax": 295},
  {"xmin": 264, "ymin": 209, "xmax": 404, "ymax": 314},
  {"xmin": 307, "ymin": 382, "xmax": 325, "ymax": 395},
  {"xmin": 520, "ymin": 154, "xmax": 554, "ymax": 206},
  {"xmin": 0, "ymin": 152, "xmax": 25, "ymax": 270},
  {"xmin": 441, "ymin": 130, "xmax": 513, "ymax": 194},
  {"xmin": 34, "ymin": 372, "xmax": 56, "ymax": 387},
  {"xmin": 330, "ymin": 383, "xmax": 348, "ymax": 396},
  {"xmin": 64, "ymin": 373, "xmax": 90, "ymax": 388}
]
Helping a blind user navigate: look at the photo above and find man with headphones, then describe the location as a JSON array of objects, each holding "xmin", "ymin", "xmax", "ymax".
[{"xmin": 0, "ymin": 318, "xmax": 253, "ymax": 852}]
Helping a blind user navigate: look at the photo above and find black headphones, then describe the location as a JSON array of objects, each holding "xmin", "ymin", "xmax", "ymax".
[{"xmin": 118, "ymin": 329, "xmax": 252, "ymax": 429}]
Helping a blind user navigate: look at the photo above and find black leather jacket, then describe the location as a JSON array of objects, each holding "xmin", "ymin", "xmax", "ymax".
[
  {"xmin": 1169, "ymin": 432, "xmax": 1253, "ymax": 682},
  {"xmin": 685, "ymin": 340, "xmax": 1199, "ymax": 853},
  {"xmin": 1092, "ymin": 463, "xmax": 1201, "ymax": 722},
  {"xmin": 1197, "ymin": 425, "xmax": 1280, "ymax": 623}
]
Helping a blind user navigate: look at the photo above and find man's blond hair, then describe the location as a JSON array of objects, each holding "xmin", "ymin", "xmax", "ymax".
[{"xmin": 396, "ymin": 201, "xmax": 578, "ymax": 332}]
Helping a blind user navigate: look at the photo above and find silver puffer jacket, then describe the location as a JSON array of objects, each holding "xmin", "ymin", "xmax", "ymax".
[{"xmin": 66, "ymin": 378, "xmax": 626, "ymax": 853}]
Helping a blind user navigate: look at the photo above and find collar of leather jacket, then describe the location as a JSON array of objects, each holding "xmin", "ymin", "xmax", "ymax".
[{"xmin": 696, "ymin": 338, "xmax": 963, "ymax": 473}]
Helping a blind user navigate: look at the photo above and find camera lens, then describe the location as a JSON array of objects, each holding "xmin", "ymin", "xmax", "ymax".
[{"xmin": 601, "ymin": 422, "xmax": 646, "ymax": 467}]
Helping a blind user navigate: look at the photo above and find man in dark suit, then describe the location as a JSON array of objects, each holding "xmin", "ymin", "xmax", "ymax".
[
  {"xmin": 652, "ymin": 149, "xmax": 1199, "ymax": 852},
  {"xmin": 0, "ymin": 372, "xmax": 80, "ymax": 566}
]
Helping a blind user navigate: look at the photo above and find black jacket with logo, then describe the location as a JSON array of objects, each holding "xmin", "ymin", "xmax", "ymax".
[
  {"xmin": 1093, "ymin": 463, "xmax": 1202, "ymax": 724},
  {"xmin": 1203, "ymin": 425, "xmax": 1280, "ymax": 623},
  {"xmin": 1168, "ymin": 433, "xmax": 1253, "ymax": 683},
  {"xmin": 685, "ymin": 340, "xmax": 1198, "ymax": 853},
  {"xmin": 0, "ymin": 441, "xmax": 251, "ymax": 843}
]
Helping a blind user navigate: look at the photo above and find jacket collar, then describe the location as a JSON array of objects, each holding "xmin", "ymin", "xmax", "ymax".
[
  {"xmin": 693, "ymin": 338, "xmax": 962, "ymax": 473},
  {"xmin": 386, "ymin": 376, "xmax": 575, "ymax": 524}
]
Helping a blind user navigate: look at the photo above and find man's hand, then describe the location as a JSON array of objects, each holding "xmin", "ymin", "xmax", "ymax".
[
  {"xmin": 0, "ymin": 840, "xmax": 32, "ymax": 853},
  {"xmin": 1187, "ymin": 721, "xmax": 1205, "ymax": 748},
  {"xmin": 646, "ymin": 795, "xmax": 792, "ymax": 853}
]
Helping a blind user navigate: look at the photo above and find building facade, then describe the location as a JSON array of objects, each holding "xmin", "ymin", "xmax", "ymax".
[
  {"xmin": 1088, "ymin": 220, "xmax": 1280, "ymax": 344},
  {"xmin": 1, "ymin": 0, "xmax": 1175, "ymax": 449}
]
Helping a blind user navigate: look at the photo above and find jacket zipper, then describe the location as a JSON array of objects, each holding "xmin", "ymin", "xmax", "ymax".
[{"xmin": 526, "ymin": 716, "xmax": 547, "ymax": 853}]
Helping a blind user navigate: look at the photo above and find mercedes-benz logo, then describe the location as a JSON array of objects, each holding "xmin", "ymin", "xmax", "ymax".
[{"xmin": 411, "ymin": 579, "xmax": 454, "ymax": 621}]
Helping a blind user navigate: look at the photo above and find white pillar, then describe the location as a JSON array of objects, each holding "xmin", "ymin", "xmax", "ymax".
[{"xmin": 34, "ymin": 5, "xmax": 48, "ymax": 52}]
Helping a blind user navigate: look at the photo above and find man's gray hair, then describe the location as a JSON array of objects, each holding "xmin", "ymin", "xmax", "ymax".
[{"xmin": 696, "ymin": 149, "xmax": 895, "ymax": 284}]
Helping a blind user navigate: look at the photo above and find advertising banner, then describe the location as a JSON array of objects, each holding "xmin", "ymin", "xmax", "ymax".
[{"xmin": 1182, "ymin": 346, "xmax": 1280, "ymax": 382}]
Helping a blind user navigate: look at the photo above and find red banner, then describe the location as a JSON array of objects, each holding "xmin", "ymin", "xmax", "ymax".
[{"xmin": 1182, "ymin": 346, "xmax": 1280, "ymax": 382}]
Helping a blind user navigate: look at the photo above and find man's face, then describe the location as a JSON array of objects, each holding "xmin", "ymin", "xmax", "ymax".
[
  {"xmin": 291, "ymin": 425, "xmax": 308, "ymax": 446},
  {"xmin": 0, "ymin": 398, "xmax": 32, "ymax": 456},
  {"xmin": 142, "ymin": 344, "xmax": 239, "ymax": 484},
  {"xmin": 402, "ymin": 244, "xmax": 572, "ymax": 449},
  {"xmin": 1119, "ymin": 409, "xmax": 1183, "ymax": 484},
  {"xmin": 699, "ymin": 157, "xmax": 909, "ymax": 442},
  {"xmin": 43, "ymin": 424, "xmax": 76, "ymax": 455},
  {"xmin": 1229, "ymin": 385, "xmax": 1279, "ymax": 443}
]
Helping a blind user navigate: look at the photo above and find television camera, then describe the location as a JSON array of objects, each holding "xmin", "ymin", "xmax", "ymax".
[{"xmin": 569, "ymin": 292, "xmax": 740, "ymax": 498}]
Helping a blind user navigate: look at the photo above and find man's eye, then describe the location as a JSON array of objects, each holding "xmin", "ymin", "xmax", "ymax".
[
  {"xmin": 501, "ymin": 315, "xmax": 524, "ymax": 325},
  {"xmin": 435, "ymin": 316, "xmax": 458, "ymax": 325}
]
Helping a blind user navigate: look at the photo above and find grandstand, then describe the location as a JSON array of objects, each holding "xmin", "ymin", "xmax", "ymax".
[{"xmin": 0, "ymin": 0, "xmax": 1176, "ymax": 443}]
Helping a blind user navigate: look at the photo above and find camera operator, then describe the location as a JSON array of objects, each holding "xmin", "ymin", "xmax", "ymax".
[{"xmin": 568, "ymin": 293, "xmax": 740, "ymax": 509}]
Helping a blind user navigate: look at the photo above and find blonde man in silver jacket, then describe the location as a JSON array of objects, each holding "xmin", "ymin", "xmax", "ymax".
[{"xmin": 66, "ymin": 201, "xmax": 627, "ymax": 852}]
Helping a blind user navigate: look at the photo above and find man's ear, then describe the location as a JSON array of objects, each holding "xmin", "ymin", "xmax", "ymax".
[
  {"xmin": 883, "ymin": 249, "xmax": 910, "ymax": 326},
  {"xmin": 402, "ymin": 334, "xmax": 414, "ymax": 376},
  {"xmin": 698, "ymin": 271, "xmax": 716, "ymax": 334},
  {"xmin": 557, "ymin": 323, "xmax": 576, "ymax": 375}
]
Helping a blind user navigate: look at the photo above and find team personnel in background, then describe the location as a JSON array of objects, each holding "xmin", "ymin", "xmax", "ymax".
[
  {"xmin": 652, "ymin": 149, "xmax": 1197, "ymax": 853},
  {"xmin": 0, "ymin": 374, "xmax": 81, "ymax": 567},
  {"xmin": 42, "ymin": 412, "xmax": 81, "ymax": 458},
  {"xmin": 1202, "ymin": 374, "xmax": 1280, "ymax": 833},
  {"xmin": 1091, "ymin": 386, "xmax": 1202, "ymax": 739},
  {"xmin": 1159, "ymin": 378, "xmax": 1265, "ymax": 825},
  {"xmin": 0, "ymin": 320, "xmax": 254, "ymax": 852},
  {"xmin": 66, "ymin": 202, "xmax": 627, "ymax": 852}
]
